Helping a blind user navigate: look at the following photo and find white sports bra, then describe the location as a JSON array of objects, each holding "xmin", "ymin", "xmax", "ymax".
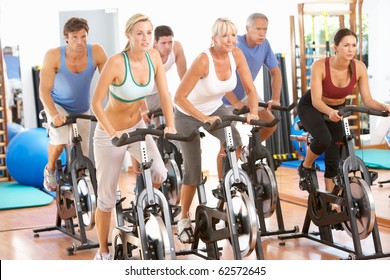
[{"xmin": 110, "ymin": 51, "xmax": 156, "ymax": 103}]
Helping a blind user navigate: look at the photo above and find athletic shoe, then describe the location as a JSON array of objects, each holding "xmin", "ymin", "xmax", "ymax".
[
  {"xmin": 43, "ymin": 166, "xmax": 58, "ymax": 192},
  {"xmin": 297, "ymin": 162, "xmax": 316, "ymax": 192},
  {"xmin": 177, "ymin": 217, "xmax": 194, "ymax": 244},
  {"xmin": 94, "ymin": 252, "xmax": 112, "ymax": 260}
]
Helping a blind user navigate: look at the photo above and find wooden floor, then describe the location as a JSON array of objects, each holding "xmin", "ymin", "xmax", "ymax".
[{"xmin": 1, "ymin": 166, "xmax": 390, "ymax": 261}]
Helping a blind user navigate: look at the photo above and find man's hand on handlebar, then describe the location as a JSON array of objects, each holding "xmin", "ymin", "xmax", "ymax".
[
  {"xmin": 52, "ymin": 114, "xmax": 67, "ymax": 127},
  {"xmin": 246, "ymin": 113, "xmax": 259, "ymax": 124},
  {"xmin": 141, "ymin": 110, "xmax": 151, "ymax": 124},
  {"xmin": 267, "ymin": 99, "xmax": 281, "ymax": 110}
]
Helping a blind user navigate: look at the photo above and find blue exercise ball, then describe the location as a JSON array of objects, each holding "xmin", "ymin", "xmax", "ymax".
[
  {"xmin": 6, "ymin": 127, "xmax": 66, "ymax": 188},
  {"xmin": 291, "ymin": 116, "xmax": 324, "ymax": 160},
  {"xmin": 7, "ymin": 122, "xmax": 25, "ymax": 144}
]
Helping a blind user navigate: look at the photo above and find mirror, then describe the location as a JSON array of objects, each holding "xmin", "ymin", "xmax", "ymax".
[{"xmin": 2, "ymin": 45, "xmax": 23, "ymax": 126}]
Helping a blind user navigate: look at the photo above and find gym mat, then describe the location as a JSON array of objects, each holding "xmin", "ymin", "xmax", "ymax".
[
  {"xmin": 0, "ymin": 182, "xmax": 53, "ymax": 210},
  {"xmin": 355, "ymin": 149, "xmax": 390, "ymax": 169},
  {"xmin": 38, "ymin": 187, "xmax": 56, "ymax": 198},
  {"xmin": 281, "ymin": 159, "xmax": 325, "ymax": 172}
]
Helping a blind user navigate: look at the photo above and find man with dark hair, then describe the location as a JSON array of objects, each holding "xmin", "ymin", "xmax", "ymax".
[
  {"xmin": 39, "ymin": 17, "xmax": 107, "ymax": 191},
  {"xmin": 144, "ymin": 25, "xmax": 187, "ymax": 113},
  {"xmin": 131, "ymin": 25, "xmax": 188, "ymax": 174}
]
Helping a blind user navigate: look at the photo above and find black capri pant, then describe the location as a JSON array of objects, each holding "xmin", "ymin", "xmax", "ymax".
[{"xmin": 297, "ymin": 91, "xmax": 344, "ymax": 178}]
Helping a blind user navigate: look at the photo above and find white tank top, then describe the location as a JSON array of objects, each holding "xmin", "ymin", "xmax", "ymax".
[
  {"xmin": 150, "ymin": 49, "xmax": 176, "ymax": 95},
  {"xmin": 177, "ymin": 48, "xmax": 237, "ymax": 115},
  {"xmin": 163, "ymin": 50, "xmax": 175, "ymax": 72}
]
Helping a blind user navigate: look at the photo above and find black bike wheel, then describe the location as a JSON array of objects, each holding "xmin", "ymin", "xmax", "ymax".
[
  {"xmin": 77, "ymin": 175, "xmax": 96, "ymax": 231},
  {"xmin": 144, "ymin": 213, "xmax": 173, "ymax": 260},
  {"xmin": 224, "ymin": 192, "xmax": 258, "ymax": 258},
  {"xmin": 342, "ymin": 177, "xmax": 375, "ymax": 240},
  {"xmin": 112, "ymin": 228, "xmax": 130, "ymax": 260},
  {"xmin": 255, "ymin": 165, "xmax": 278, "ymax": 218},
  {"xmin": 164, "ymin": 159, "xmax": 182, "ymax": 205}
]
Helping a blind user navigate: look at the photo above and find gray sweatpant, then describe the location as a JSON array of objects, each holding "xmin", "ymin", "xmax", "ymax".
[
  {"xmin": 174, "ymin": 105, "xmax": 242, "ymax": 186},
  {"xmin": 93, "ymin": 120, "xmax": 167, "ymax": 211}
]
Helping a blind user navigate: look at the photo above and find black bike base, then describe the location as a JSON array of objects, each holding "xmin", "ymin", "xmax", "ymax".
[
  {"xmin": 33, "ymin": 215, "xmax": 100, "ymax": 256},
  {"xmin": 278, "ymin": 212, "xmax": 390, "ymax": 260},
  {"xmin": 175, "ymin": 248, "xmax": 221, "ymax": 260}
]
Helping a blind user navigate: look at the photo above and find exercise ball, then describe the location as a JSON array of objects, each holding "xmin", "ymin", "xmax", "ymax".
[
  {"xmin": 7, "ymin": 122, "xmax": 25, "ymax": 144},
  {"xmin": 290, "ymin": 116, "xmax": 324, "ymax": 160},
  {"xmin": 6, "ymin": 127, "xmax": 66, "ymax": 188}
]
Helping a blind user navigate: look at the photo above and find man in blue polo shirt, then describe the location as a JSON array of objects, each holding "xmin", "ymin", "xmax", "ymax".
[{"xmin": 223, "ymin": 13, "xmax": 282, "ymax": 142}]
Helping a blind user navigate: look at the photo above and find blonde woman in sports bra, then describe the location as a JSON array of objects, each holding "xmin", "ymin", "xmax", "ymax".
[{"xmin": 91, "ymin": 13, "xmax": 176, "ymax": 260}]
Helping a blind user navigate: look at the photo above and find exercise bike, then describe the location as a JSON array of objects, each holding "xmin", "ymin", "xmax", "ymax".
[
  {"xmin": 178, "ymin": 115, "xmax": 273, "ymax": 260},
  {"xmin": 111, "ymin": 128, "xmax": 197, "ymax": 260},
  {"xmin": 33, "ymin": 112, "xmax": 99, "ymax": 255},
  {"xmin": 280, "ymin": 105, "xmax": 390, "ymax": 260},
  {"xmin": 233, "ymin": 102, "xmax": 299, "ymax": 238},
  {"xmin": 147, "ymin": 108, "xmax": 183, "ymax": 221}
]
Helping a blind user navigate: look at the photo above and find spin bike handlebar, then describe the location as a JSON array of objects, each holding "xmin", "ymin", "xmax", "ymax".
[
  {"xmin": 336, "ymin": 106, "xmax": 389, "ymax": 118},
  {"xmin": 51, "ymin": 114, "xmax": 97, "ymax": 128},
  {"xmin": 233, "ymin": 102, "xmax": 296, "ymax": 115},
  {"xmin": 204, "ymin": 115, "xmax": 280, "ymax": 132},
  {"xmin": 147, "ymin": 108, "xmax": 164, "ymax": 119},
  {"xmin": 112, "ymin": 128, "xmax": 199, "ymax": 147},
  {"xmin": 257, "ymin": 101, "xmax": 296, "ymax": 112}
]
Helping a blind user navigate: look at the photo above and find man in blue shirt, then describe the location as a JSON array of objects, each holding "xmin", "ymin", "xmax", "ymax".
[
  {"xmin": 39, "ymin": 17, "xmax": 107, "ymax": 191},
  {"xmin": 223, "ymin": 13, "xmax": 282, "ymax": 142},
  {"xmin": 3, "ymin": 46, "xmax": 22, "ymax": 100}
]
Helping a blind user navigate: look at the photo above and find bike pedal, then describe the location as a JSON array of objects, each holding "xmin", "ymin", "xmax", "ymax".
[
  {"xmin": 299, "ymin": 180, "xmax": 314, "ymax": 193},
  {"xmin": 60, "ymin": 185, "xmax": 72, "ymax": 192},
  {"xmin": 115, "ymin": 197, "xmax": 126, "ymax": 206},
  {"xmin": 212, "ymin": 188, "xmax": 224, "ymax": 200},
  {"xmin": 331, "ymin": 223, "xmax": 344, "ymax": 231},
  {"xmin": 123, "ymin": 212, "xmax": 137, "ymax": 225}
]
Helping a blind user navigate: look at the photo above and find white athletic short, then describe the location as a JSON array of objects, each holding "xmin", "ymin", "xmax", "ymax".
[{"xmin": 47, "ymin": 104, "xmax": 91, "ymax": 156}]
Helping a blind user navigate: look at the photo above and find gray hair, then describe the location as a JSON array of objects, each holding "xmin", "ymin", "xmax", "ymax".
[{"xmin": 246, "ymin": 13, "xmax": 268, "ymax": 27}]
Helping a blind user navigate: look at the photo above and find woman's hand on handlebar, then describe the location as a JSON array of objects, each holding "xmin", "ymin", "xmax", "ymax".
[
  {"xmin": 203, "ymin": 115, "xmax": 221, "ymax": 125},
  {"xmin": 111, "ymin": 130, "xmax": 128, "ymax": 140},
  {"xmin": 163, "ymin": 126, "xmax": 176, "ymax": 136},
  {"xmin": 328, "ymin": 109, "xmax": 343, "ymax": 122}
]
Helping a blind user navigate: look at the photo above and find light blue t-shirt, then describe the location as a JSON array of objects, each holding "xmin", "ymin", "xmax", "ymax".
[
  {"xmin": 51, "ymin": 44, "xmax": 96, "ymax": 114},
  {"xmin": 222, "ymin": 35, "xmax": 278, "ymax": 105},
  {"xmin": 4, "ymin": 55, "xmax": 21, "ymax": 80}
]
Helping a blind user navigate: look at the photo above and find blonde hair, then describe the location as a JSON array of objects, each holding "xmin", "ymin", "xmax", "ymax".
[
  {"xmin": 123, "ymin": 13, "xmax": 152, "ymax": 52},
  {"xmin": 211, "ymin": 18, "xmax": 237, "ymax": 47}
]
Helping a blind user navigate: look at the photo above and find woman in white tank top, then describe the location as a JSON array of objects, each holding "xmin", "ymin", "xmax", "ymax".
[{"xmin": 173, "ymin": 18, "xmax": 259, "ymax": 244}]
